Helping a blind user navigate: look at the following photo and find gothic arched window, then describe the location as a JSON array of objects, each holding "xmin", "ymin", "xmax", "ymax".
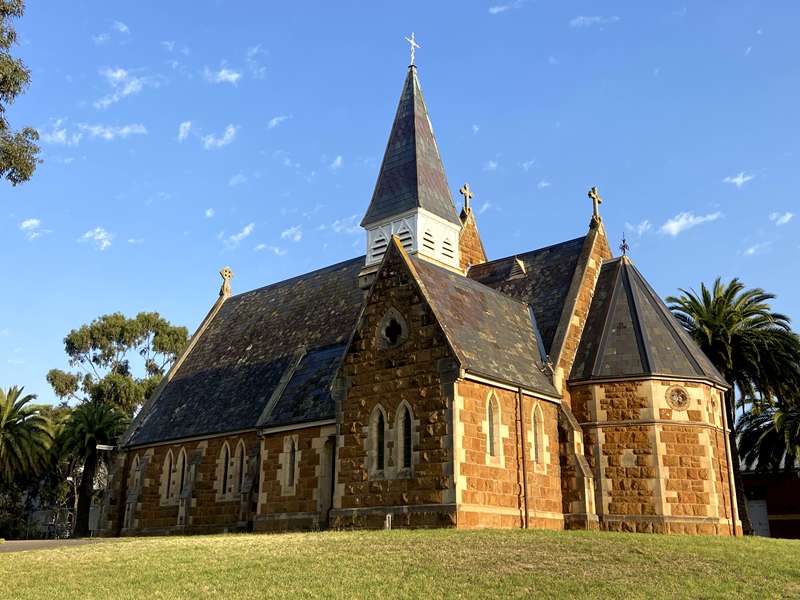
[
  {"xmin": 486, "ymin": 395, "xmax": 501, "ymax": 461},
  {"xmin": 162, "ymin": 450, "xmax": 174, "ymax": 502},
  {"xmin": 402, "ymin": 406, "xmax": 412, "ymax": 469},
  {"xmin": 221, "ymin": 443, "xmax": 230, "ymax": 496},
  {"xmin": 532, "ymin": 405, "xmax": 545, "ymax": 464},
  {"xmin": 177, "ymin": 448, "xmax": 187, "ymax": 496},
  {"xmin": 377, "ymin": 412, "xmax": 385, "ymax": 471},
  {"xmin": 288, "ymin": 439, "xmax": 297, "ymax": 488},
  {"xmin": 236, "ymin": 441, "xmax": 247, "ymax": 493}
]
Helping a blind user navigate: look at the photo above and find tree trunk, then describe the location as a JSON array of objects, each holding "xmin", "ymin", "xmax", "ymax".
[
  {"xmin": 725, "ymin": 387, "xmax": 753, "ymax": 535},
  {"xmin": 73, "ymin": 449, "xmax": 97, "ymax": 538}
]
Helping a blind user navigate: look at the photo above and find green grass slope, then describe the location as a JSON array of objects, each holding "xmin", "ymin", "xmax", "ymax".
[{"xmin": 1, "ymin": 529, "xmax": 798, "ymax": 599}]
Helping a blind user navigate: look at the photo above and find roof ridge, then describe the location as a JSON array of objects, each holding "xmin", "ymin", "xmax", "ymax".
[
  {"xmin": 468, "ymin": 236, "xmax": 587, "ymax": 272},
  {"xmin": 230, "ymin": 255, "xmax": 364, "ymax": 299}
]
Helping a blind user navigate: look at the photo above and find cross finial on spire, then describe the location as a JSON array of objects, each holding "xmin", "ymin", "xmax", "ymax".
[
  {"xmin": 588, "ymin": 186, "xmax": 603, "ymax": 223},
  {"xmin": 459, "ymin": 182, "xmax": 473, "ymax": 211},
  {"xmin": 405, "ymin": 32, "xmax": 420, "ymax": 66},
  {"xmin": 620, "ymin": 233, "xmax": 630, "ymax": 256},
  {"xmin": 219, "ymin": 266, "xmax": 233, "ymax": 298}
]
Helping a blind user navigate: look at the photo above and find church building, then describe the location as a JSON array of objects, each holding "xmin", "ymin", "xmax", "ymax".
[{"xmin": 100, "ymin": 52, "xmax": 741, "ymax": 536}]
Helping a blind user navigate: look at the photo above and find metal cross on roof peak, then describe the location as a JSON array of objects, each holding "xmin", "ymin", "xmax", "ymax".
[
  {"xmin": 619, "ymin": 233, "xmax": 630, "ymax": 256},
  {"xmin": 459, "ymin": 182, "xmax": 473, "ymax": 210},
  {"xmin": 405, "ymin": 32, "xmax": 420, "ymax": 66}
]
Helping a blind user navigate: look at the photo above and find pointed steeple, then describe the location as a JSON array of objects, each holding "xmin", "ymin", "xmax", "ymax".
[{"xmin": 361, "ymin": 65, "xmax": 460, "ymax": 228}]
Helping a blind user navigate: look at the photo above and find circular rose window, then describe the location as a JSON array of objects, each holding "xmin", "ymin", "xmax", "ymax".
[{"xmin": 666, "ymin": 386, "xmax": 690, "ymax": 411}]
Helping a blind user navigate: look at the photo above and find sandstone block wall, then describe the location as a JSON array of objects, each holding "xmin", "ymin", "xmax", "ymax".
[
  {"xmin": 571, "ymin": 379, "xmax": 739, "ymax": 535},
  {"xmin": 120, "ymin": 431, "xmax": 259, "ymax": 535},
  {"xmin": 454, "ymin": 380, "xmax": 563, "ymax": 530},
  {"xmin": 459, "ymin": 210, "xmax": 487, "ymax": 270},
  {"xmin": 334, "ymin": 248, "xmax": 457, "ymax": 528}
]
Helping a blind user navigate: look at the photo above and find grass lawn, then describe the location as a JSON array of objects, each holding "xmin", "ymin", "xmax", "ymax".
[{"xmin": 1, "ymin": 529, "xmax": 798, "ymax": 599}]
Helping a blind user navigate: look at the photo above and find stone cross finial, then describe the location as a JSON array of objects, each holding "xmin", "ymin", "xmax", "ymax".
[
  {"xmin": 459, "ymin": 183, "xmax": 473, "ymax": 211},
  {"xmin": 405, "ymin": 32, "xmax": 420, "ymax": 66},
  {"xmin": 588, "ymin": 186, "xmax": 603, "ymax": 220},
  {"xmin": 219, "ymin": 266, "xmax": 233, "ymax": 298},
  {"xmin": 619, "ymin": 233, "xmax": 630, "ymax": 256}
]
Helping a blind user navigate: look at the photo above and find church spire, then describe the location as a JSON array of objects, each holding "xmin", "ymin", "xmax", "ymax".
[{"xmin": 360, "ymin": 62, "xmax": 460, "ymax": 229}]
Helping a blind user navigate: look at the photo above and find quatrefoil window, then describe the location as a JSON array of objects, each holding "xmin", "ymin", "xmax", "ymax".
[{"xmin": 377, "ymin": 308, "xmax": 408, "ymax": 349}]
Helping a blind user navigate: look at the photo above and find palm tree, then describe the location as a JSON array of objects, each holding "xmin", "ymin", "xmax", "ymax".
[
  {"xmin": 668, "ymin": 278, "xmax": 800, "ymax": 534},
  {"xmin": 60, "ymin": 401, "xmax": 128, "ymax": 537},
  {"xmin": 0, "ymin": 386, "xmax": 53, "ymax": 484},
  {"xmin": 738, "ymin": 404, "xmax": 800, "ymax": 472}
]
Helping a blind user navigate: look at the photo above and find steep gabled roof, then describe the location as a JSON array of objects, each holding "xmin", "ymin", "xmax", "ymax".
[
  {"xmin": 404, "ymin": 250, "xmax": 559, "ymax": 398},
  {"xmin": 467, "ymin": 237, "xmax": 586, "ymax": 356},
  {"xmin": 570, "ymin": 257, "xmax": 727, "ymax": 386},
  {"xmin": 361, "ymin": 66, "xmax": 460, "ymax": 228},
  {"xmin": 125, "ymin": 257, "xmax": 365, "ymax": 446}
]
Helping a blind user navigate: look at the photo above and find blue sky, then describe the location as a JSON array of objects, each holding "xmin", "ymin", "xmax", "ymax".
[{"xmin": 2, "ymin": 2, "xmax": 798, "ymax": 404}]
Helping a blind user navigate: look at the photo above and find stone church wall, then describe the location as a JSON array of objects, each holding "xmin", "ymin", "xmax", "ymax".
[
  {"xmin": 570, "ymin": 379, "xmax": 740, "ymax": 535},
  {"xmin": 117, "ymin": 431, "xmax": 259, "ymax": 536},
  {"xmin": 459, "ymin": 209, "xmax": 487, "ymax": 270},
  {"xmin": 255, "ymin": 424, "xmax": 337, "ymax": 532},
  {"xmin": 333, "ymin": 248, "xmax": 458, "ymax": 529},
  {"xmin": 454, "ymin": 380, "xmax": 563, "ymax": 530}
]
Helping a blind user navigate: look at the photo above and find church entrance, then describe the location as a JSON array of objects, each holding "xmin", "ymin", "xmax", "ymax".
[{"xmin": 319, "ymin": 437, "xmax": 336, "ymax": 528}]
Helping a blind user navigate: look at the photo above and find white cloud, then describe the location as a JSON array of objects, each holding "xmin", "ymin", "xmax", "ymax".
[
  {"xmin": 80, "ymin": 227, "xmax": 114, "ymax": 251},
  {"xmin": 161, "ymin": 40, "xmax": 176, "ymax": 52},
  {"xmin": 329, "ymin": 155, "xmax": 343, "ymax": 171},
  {"xmin": 483, "ymin": 160, "xmax": 498, "ymax": 171},
  {"xmin": 281, "ymin": 225, "xmax": 303, "ymax": 242},
  {"xmin": 202, "ymin": 125, "xmax": 238, "ymax": 150},
  {"xmin": 625, "ymin": 220, "xmax": 652, "ymax": 237},
  {"xmin": 330, "ymin": 215, "xmax": 360, "ymax": 235},
  {"xmin": 569, "ymin": 15, "xmax": 620, "ymax": 28},
  {"xmin": 203, "ymin": 64, "xmax": 241, "ymax": 85},
  {"xmin": 254, "ymin": 244, "xmax": 287, "ymax": 256},
  {"xmin": 40, "ymin": 119, "xmax": 82, "ymax": 146},
  {"xmin": 205, "ymin": 208, "xmax": 215, "ymax": 218},
  {"xmin": 246, "ymin": 44, "xmax": 267, "ymax": 79},
  {"xmin": 268, "ymin": 115, "xmax": 290, "ymax": 129},
  {"xmin": 537, "ymin": 179, "xmax": 551, "ymax": 189},
  {"xmin": 127, "ymin": 238, "xmax": 144, "ymax": 244},
  {"xmin": 478, "ymin": 202, "xmax": 492, "ymax": 214},
  {"xmin": 0, "ymin": 328, "xmax": 8, "ymax": 336},
  {"xmin": 521, "ymin": 158, "xmax": 535, "ymax": 171},
  {"xmin": 78, "ymin": 123, "xmax": 147, "ymax": 140},
  {"xmin": 744, "ymin": 241, "xmax": 771, "ymax": 256},
  {"xmin": 94, "ymin": 67, "xmax": 156, "ymax": 109},
  {"xmin": 769, "ymin": 211, "xmax": 793, "ymax": 226},
  {"xmin": 548, "ymin": 56, "xmax": 559, "ymax": 65},
  {"xmin": 92, "ymin": 33, "xmax": 110, "ymax": 45},
  {"xmin": 722, "ymin": 171, "xmax": 755, "ymax": 188},
  {"xmin": 745, "ymin": 46, "xmax": 752, "ymax": 56},
  {"xmin": 660, "ymin": 211, "xmax": 722, "ymax": 236},
  {"xmin": 112, "ymin": 21, "xmax": 129, "ymax": 34},
  {"xmin": 226, "ymin": 223, "xmax": 254, "ymax": 247},
  {"xmin": 19, "ymin": 218, "xmax": 48, "ymax": 240},
  {"xmin": 489, "ymin": 1, "xmax": 524, "ymax": 15},
  {"xmin": 228, "ymin": 172, "xmax": 247, "ymax": 187},
  {"xmin": 472, "ymin": 124, "xmax": 480, "ymax": 134},
  {"xmin": 177, "ymin": 120, "xmax": 192, "ymax": 142}
]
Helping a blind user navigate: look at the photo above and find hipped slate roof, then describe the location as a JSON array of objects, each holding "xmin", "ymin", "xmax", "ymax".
[
  {"xmin": 125, "ymin": 257, "xmax": 365, "ymax": 447},
  {"xmin": 406, "ymin": 250, "xmax": 559, "ymax": 398},
  {"xmin": 570, "ymin": 257, "xmax": 727, "ymax": 386},
  {"xmin": 467, "ymin": 237, "xmax": 586, "ymax": 356},
  {"xmin": 360, "ymin": 66, "xmax": 460, "ymax": 228}
]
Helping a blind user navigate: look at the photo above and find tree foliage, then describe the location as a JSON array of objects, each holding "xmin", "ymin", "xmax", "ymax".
[
  {"xmin": 0, "ymin": 386, "xmax": 52, "ymax": 484},
  {"xmin": 0, "ymin": 0, "xmax": 40, "ymax": 185},
  {"xmin": 668, "ymin": 277, "xmax": 800, "ymax": 533},
  {"xmin": 60, "ymin": 401, "xmax": 128, "ymax": 537},
  {"xmin": 47, "ymin": 312, "xmax": 189, "ymax": 414}
]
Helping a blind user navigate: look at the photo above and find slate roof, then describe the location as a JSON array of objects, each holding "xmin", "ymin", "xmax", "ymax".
[
  {"xmin": 125, "ymin": 257, "xmax": 365, "ymax": 447},
  {"xmin": 407, "ymin": 252, "xmax": 559, "ymax": 398},
  {"xmin": 570, "ymin": 257, "xmax": 727, "ymax": 386},
  {"xmin": 467, "ymin": 237, "xmax": 586, "ymax": 356},
  {"xmin": 360, "ymin": 66, "xmax": 461, "ymax": 228}
]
